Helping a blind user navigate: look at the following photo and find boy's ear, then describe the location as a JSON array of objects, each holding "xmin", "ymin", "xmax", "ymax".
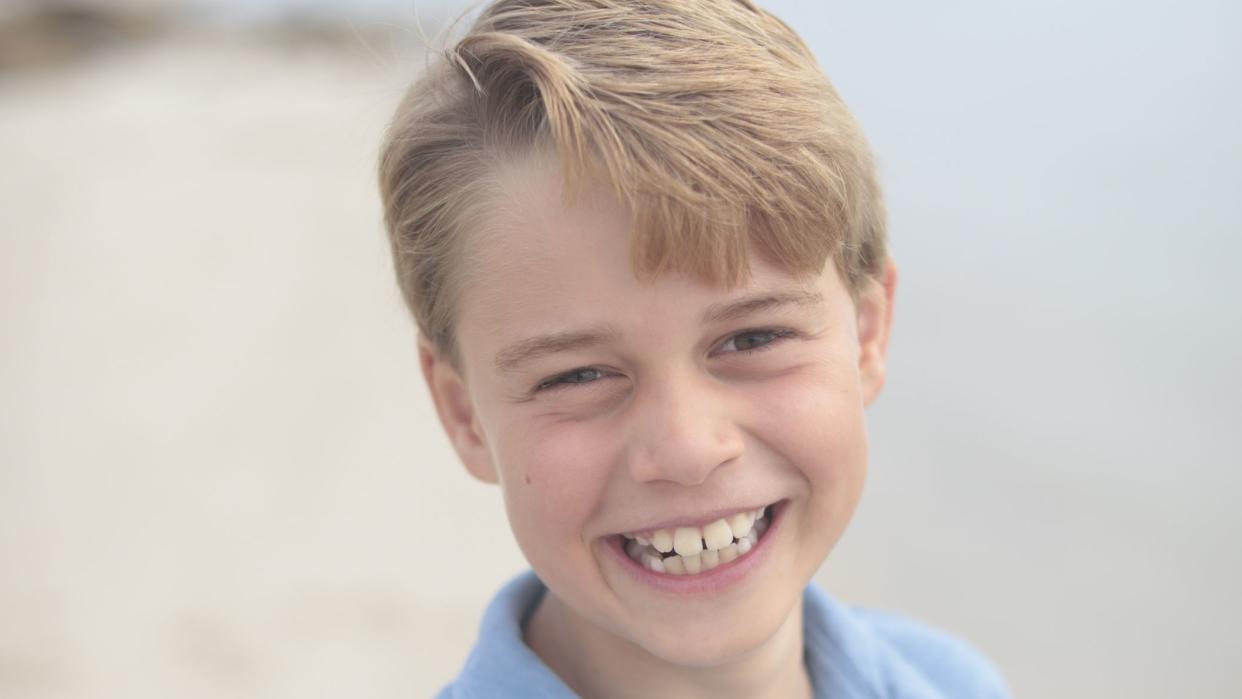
[
  {"xmin": 856, "ymin": 260, "xmax": 898, "ymax": 407},
  {"xmin": 417, "ymin": 335, "xmax": 499, "ymax": 484}
]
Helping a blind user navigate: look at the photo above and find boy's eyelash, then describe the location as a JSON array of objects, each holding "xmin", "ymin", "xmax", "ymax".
[
  {"xmin": 535, "ymin": 367, "xmax": 611, "ymax": 392},
  {"xmin": 717, "ymin": 327, "xmax": 799, "ymax": 354},
  {"xmin": 531, "ymin": 327, "xmax": 801, "ymax": 393}
]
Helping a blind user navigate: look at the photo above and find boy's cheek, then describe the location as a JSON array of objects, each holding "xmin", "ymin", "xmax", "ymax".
[
  {"xmin": 495, "ymin": 421, "xmax": 617, "ymax": 554},
  {"xmin": 747, "ymin": 368, "xmax": 866, "ymax": 465},
  {"xmin": 747, "ymin": 377, "xmax": 869, "ymax": 549}
]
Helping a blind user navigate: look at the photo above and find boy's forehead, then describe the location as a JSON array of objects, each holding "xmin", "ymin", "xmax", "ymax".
[
  {"xmin": 490, "ymin": 151, "xmax": 610, "ymax": 227},
  {"xmin": 460, "ymin": 191, "xmax": 840, "ymax": 359},
  {"xmin": 447, "ymin": 153, "xmax": 847, "ymax": 365},
  {"xmin": 486, "ymin": 153, "xmax": 805, "ymax": 255},
  {"xmin": 469, "ymin": 156, "xmax": 634, "ymax": 284},
  {"xmin": 479, "ymin": 153, "xmax": 805, "ymax": 282}
]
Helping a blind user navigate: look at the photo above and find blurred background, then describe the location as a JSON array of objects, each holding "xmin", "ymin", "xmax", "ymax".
[{"xmin": 1, "ymin": 0, "xmax": 1238, "ymax": 696}]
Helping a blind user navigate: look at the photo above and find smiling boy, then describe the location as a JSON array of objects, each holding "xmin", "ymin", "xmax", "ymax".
[{"xmin": 379, "ymin": 1, "xmax": 1010, "ymax": 697}]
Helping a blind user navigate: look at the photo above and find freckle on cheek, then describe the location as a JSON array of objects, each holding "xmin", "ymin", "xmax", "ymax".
[{"xmin": 524, "ymin": 474, "xmax": 532, "ymax": 485}]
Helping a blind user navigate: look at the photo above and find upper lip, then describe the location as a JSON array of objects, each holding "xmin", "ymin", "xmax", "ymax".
[{"xmin": 610, "ymin": 499, "xmax": 779, "ymax": 536}]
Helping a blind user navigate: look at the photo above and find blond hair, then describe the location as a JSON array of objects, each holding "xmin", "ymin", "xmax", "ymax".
[{"xmin": 378, "ymin": 0, "xmax": 886, "ymax": 359}]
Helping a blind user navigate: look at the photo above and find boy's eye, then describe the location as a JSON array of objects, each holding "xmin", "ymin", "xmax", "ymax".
[
  {"xmin": 718, "ymin": 329, "xmax": 794, "ymax": 354},
  {"xmin": 536, "ymin": 367, "xmax": 607, "ymax": 391},
  {"xmin": 531, "ymin": 328, "xmax": 797, "ymax": 393}
]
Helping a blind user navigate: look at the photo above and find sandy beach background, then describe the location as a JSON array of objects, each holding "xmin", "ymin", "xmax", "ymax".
[{"xmin": 2, "ymin": 1, "xmax": 1239, "ymax": 697}]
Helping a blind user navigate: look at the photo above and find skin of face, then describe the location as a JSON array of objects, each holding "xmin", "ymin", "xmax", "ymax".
[{"xmin": 419, "ymin": 155, "xmax": 897, "ymax": 692}]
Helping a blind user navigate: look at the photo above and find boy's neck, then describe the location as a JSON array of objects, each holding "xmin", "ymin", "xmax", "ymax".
[{"xmin": 524, "ymin": 590, "xmax": 813, "ymax": 699}]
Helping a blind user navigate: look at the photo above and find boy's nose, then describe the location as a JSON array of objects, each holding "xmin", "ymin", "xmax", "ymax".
[{"xmin": 623, "ymin": 372, "xmax": 745, "ymax": 486}]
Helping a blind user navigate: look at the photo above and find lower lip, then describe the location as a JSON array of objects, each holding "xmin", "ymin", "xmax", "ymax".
[{"xmin": 602, "ymin": 500, "xmax": 786, "ymax": 596}]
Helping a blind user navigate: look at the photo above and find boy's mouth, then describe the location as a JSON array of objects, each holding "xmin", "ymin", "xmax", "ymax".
[{"xmin": 616, "ymin": 503, "xmax": 775, "ymax": 575}]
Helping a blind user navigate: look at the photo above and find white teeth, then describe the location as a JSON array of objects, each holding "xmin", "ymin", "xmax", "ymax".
[
  {"xmin": 702, "ymin": 519, "xmax": 733, "ymax": 551},
  {"xmin": 673, "ymin": 527, "xmax": 703, "ymax": 556},
  {"xmin": 651, "ymin": 529, "xmax": 674, "ymax": 553},
  {"xmin": 623, "ymin": 505, "xmax": 773, "ymax": 576},
  {"xmin": 728, "ymin": 511, "xmax": 755, "ymax": 539}
]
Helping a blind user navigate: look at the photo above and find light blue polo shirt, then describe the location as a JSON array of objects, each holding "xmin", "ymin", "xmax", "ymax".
[{"xmin": 436, "ymin": 571, "xmax": 1011, "ymax": 698}]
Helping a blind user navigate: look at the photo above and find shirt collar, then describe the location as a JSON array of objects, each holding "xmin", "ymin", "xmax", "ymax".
[{"xmin": 450, "ymin": 570, "xmax": 893, "ymax": 699}]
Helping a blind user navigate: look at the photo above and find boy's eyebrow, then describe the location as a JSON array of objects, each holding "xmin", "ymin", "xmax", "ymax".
[
  {"xmin": 494, "ymin": 326, "xmax": 618, "ymax": 372},
  {"xmin": 702, "ymin": 290, "xmax": 825, "ymax": 324}
]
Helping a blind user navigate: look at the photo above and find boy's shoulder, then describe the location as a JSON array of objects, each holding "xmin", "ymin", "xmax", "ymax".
[
  {"xmin": 803, "ymin": 583, "xmax": 1012, "ymax": 699},
  {"xmin": 437, "ymin": 571, "xmax": 1012, "ymax": 699}
]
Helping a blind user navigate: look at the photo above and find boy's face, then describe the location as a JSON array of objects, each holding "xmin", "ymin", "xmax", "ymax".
[{"xmin": 422, "ymin": 157, "xmax": 895, "ymax": 666}]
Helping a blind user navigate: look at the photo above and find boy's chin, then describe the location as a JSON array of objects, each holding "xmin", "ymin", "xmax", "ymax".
[{"xmin": 626, "ymin": 597, "xmax": 798, "ymax": 669}]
